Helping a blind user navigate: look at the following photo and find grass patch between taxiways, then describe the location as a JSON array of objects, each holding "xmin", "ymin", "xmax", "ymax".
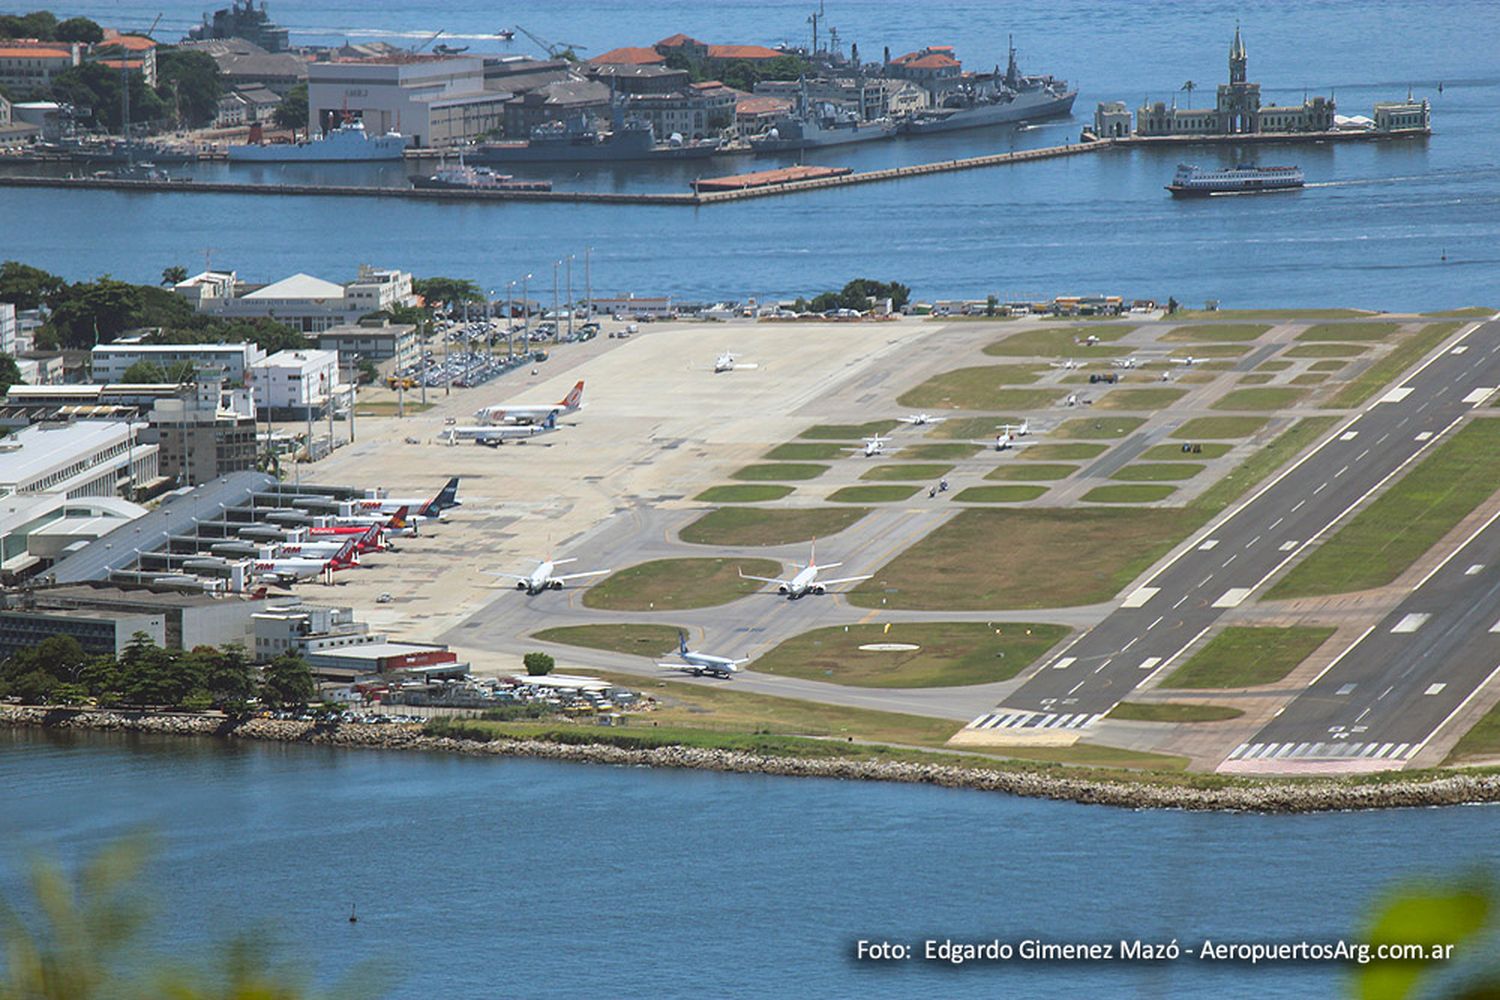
[
  {"xmin": 1141, "ymin": 443, "xmax": 1232, "ymax": 461},
  {"xmin": 1211, "ymin": 387, "xmax": 1308, "ymax": 411},
  {"xmin": 1445, "ymin": 699, "xmax": 1500, "ymax": 763},
  {"xmin": 985, "ymin": 463, "xmax": 1078, "ymax": 481},
  {"xmin": 751, "ymin": 622, "xmax": 1071, "ymax": 687},
  {"xmin": 1171, "ymin": 416, "xmax": 1270, "ymax": 439},
  {"xmin": 1111, "ymin": 463, "xmax": 1204, "ymax": 482},
  {"xmin": 1325, "ymin": 322, "xmax": 1463, "ymax": 408},
  {"xmin": 532, "ymin": 624, "xmax": 687, "ymax": 657},
  {"xmin": 584, "ymin": 558, "xmax": 784, "ymax": 611},
  {"xmin": 731, "ymin": 462, "xmax": 829, "ymax": 481},
  {"xmin": 1284, "ymin": 342, "xmax": 1371, "ymax": 358},
  {"xmin": 799, "ymin": 420, "xmax": 898, "ymax": 440},
  {"xmin": 1081, "ymin": 484, "xmax": 1178, "ymax": 503},
  {"xmin": 765, "ymin": 442, "xmax": 848, "ymax": 461},
  {"xmin": 695, "ymin": 484, "xmax": 794, "ymax": 503},
  {"xmin": 982, "ymin": 325, "xmax": 1133, "ymax": 357},
  {"xmin": 1106, "ymin": 702, "xmax": 1246, "ymax": 723},
  {"xmin": 1052, "ymin": 416, "xmax": 1146, "ymax": 439},
  {"xmin": 827, "ymin": 485, "xmax": 921, "ymax": 503},
  {"xmin": 1093, "ymin": 388, "xmax": 1188, "ymax": 410},
  {"xmin": 924, "ymin": 416, "xmax": 1023, "ymax": 441},
  {"xmin": 953, "ymin": 485, "xmax": 1049, "ymax": 503},
  {"xmin": 860, "ymin": 463, "xmax": 954, "ymax": 482},
  {"xmin": 896, "ymin": 368, "xmax": 1061, "ymax": 410},
  {"xmin": 1295, "ymin": 321, "xmax": 1403, "ymax": 341},
  {"xmin": 1267, "ymin": 419, "xmax": 1500, "ymax": 598},
  {"xmin": 1160, "ymin": 626, "xmax": 1336, "ymax": 688},
  {"xmin": 1161, "ymin": 323, "xmax": 1272, "ymax": 342},
  {"xmin": 680, "ymin": 507, "xmax": 870, "ymax": 546},
  {"xmin": 898, "ymin": 443, "xmax": 984, "ymax": 460},
  {"xmin": 1021, "ymin": 443, "xmax": 1109, "ymax": 461}
]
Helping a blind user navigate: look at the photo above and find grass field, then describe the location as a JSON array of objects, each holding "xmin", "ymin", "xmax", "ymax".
[
  {"xmin": 985, "ymin": 463, "xmax": 1078, "ymax": 481},
  {"xmin": 1444, "ymin": 699, "xmax": 1500, "ymax": 763},
  {"xmin": 1170, "ymin": 344, "xmax": 1252, "ymax": 358},
  {"xmin": 752, "ymin": 622, "xmax": 1070, "ymax": 687},
  {"xmin": 1285, "ymin": 343, "xmax": 1372, "ymax": 358},
  {"xmin": 849, "ymin": 507, "xmax": 1199, "ymax": 609},
  {"xmin": 953, "ymin": 485, "xmax": 1049, "ymax": 503},
  {"xmin": 680, "ymin": 507, "xmax": 870, "ymax": 546},
  {"xmin": 1140, "ymin": 442, "xmax": 1232, "ymax": 461},
  {"xmin": 1268, "ymin": 420, "xmax": 1500, "ymax": 598},
  {"xmin": 799, "ymin": 420, "xmax": 898, "ymax": 439},
  {"xmin": 896, "ymin": 368, "xmax": 1062, "ymax": 410},
  {"xmin": 926, "ymin": 416, "xmax": 1023, "ymax": 440},
  {"xmin": 1295, "ymin": 321, "xmax": 1403, "ymax": 341},
  {"xmin": 583, "ymin": 558, "xmax": 783, "ymax": 611},
  {"xmin": 694, "ymin": 484, "xmax": 795, "ymax": 503},
  {"xmin": 1256, "ymin": 360, "xmax": 1293, "ymax": 372},
  {"xmin": 1052, "ymin": 416, "xmax": 1146, "ymax": 439},
  {"xmin": 532, "ymin": 624, "xmax": 686, "ymax": 657},
  {"xmin": 1081, "ymin": 484, "xmax": 1178, "ymax": 503},
  {"xmin": 765, "ymin": 442, "xmax": 848, "ymax": 461},
  {"xmin": 1170, "ymin": 416, "xmax": 1269, "ymax": 439},
  {"xmin": 1021, "ymin": 442, "xmax": 1109, "ymax": 461},
  {"xmin": 1162, "ymin": 323, "xmax": 1272, "ymax": 342},
  {"xmin": 1160, "ymin": 626, "xmax": 1336, "ymax": 688},
  {"xmin": 827, "ymin": 485, "xmax": 921, "ymax": 503},
  {"xmin": 1111, "ymin": 463, "xmax": 1204, "ymax": 482},
  {"xmin": 860, "ymin": 463, "xmax": 954, "ymax": 482},
  {"xmin": 1106, "ymin": 702, "xmax": 1246, "ymax": 723},
  {"xmin": 898, "ymin": 443, "xmax": 983, "ymax": 460},
  {"xmin": 1237, "ymin": 373, "xmax": 1275, "ymax": 386},
  {"xmin": 1308, "ymin": 360, "xmax": 1348, "ymax": 372},
  {"xmin": 1093, "ymin": 388, "xmax": 1188, "ymax": 410},
  {"xmin": 1188, "ymin": 417, "xmax": 1339, "ymax": 514},
  {"xmin": 730, "ymin": 463, "xmax": 830, "ymax": 481},
  {"xmin": 1291, "ymin": 373, "xmax": 1328, "ymax": 386},
  {"xmin": 1325, "ymin": 322, "xmax": 1463, "ymax": 408},
  {"xmin": 1211, "ymin": 387, "xmax": 1308, "ymax": 411},
  {"xmin": 982, "ymin": 325, "xmax": 1133, "ymax": 357}
]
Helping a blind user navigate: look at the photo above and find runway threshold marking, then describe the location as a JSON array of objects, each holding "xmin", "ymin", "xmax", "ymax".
[
  {"xmin": 1339, "ymin": 431, "xmax": 1359, "ymax": 441},
  {"xmin": 1198, "ymin": 539, "xmax": 1219, "ymax": 551},
  {"xmin": 1120, "ymin": 586, "xmax": 1159, "ymax": 608},
  {"xmin": 1279, "ymin": 540, "xmax": 1299, "ymax": 551},
  {"xmin": 1414, "ymin": 661, "xmax": 1500, "ymax": 761},
  {"xmin": 1391, "ymin": 613, "xmax": 1431, "ymax": 634},
  {"xmin": 1211, "ymin": 587, "xmax": 1252, "ymax": 608}
]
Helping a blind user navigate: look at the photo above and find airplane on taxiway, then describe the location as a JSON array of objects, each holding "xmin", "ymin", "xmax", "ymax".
[
  {"xmin": 495, "ymin": 557, "xmax": 611, "ymax": 595},
  {"xmin": 658, "ymin": 632, "xmax": 748, "ymax": 679},
  {"xmin": 739, "ymin": 542, "xmax": 871, "ymax": 599}
]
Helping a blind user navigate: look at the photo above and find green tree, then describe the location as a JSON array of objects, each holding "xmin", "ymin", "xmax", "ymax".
[
  {"xmin": 54, "ymin": 15, "xmax": 104, "ymax": 43},
  {"xmin": 154, "ymin": 48, "xmax": 223, "ymax": 127},
  {"xmin": 260, "ymin": 654, "xmax": 315, "ymax": 708},
  {"xmin": 200, "ymin": 643, "xmax": 256, "ymax": 710},
  {"xmin": 121, "ymin": 360, "xmax": 166, "ymax": 383},
  {"xmin": 412, "ymin": 276, "xmax": 483, "ymax": 307},
  {"xmin": 161, "ymin": 265, "xmax": 188, "ymax": 286},
  {"xmin": 0, "ymin": 634, "xmax": 93, "ymax": 703},
  {"xmin": 272, "ymin": 81, "xmax": 307, "ymax": 131},
  {"xmin": 0, "ymin": 11, "xmax": 58, "ymax": 40},
  {"xmin": 49, "ymin": 63, "xmax": 167, "ymax": 133},
  {"xmin": 523, "ymin": 651, "xmax": 555, "ymax": 677},
  {"xmin": 986, "ymin": 294, "xmax": 998, "ymax": 317},
  {"xmin": 0, "ymin": 260, "xmax": 67, "ymax": 310},
  {"xmin": 0, "ymin": 354, "xmax": 23, "ymax": 394},
  {"xmin": 117, "ymin": 631, "xmax": 193, "ymax": 707},
  {"xmin": 356, "ymin": 357, "xmax": 378, "ymax": 384},
  {"xmin": 47, "ymin": 278, "xmax": 145, "ymax": 347}
]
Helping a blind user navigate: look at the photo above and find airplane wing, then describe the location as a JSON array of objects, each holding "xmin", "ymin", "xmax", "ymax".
[
  {"xmin": 553, "ymin": 569, "xmax": 611, "ymax": 582},
  {"xmin": 738, "ymin": 570, "xmax": 789, "ymax": 586},
  {"xmin": 816, "ymin": 574, "xmax": 873, "ymax": 587},
  {"xmin": 487, "ymin": 571, "xmax": 531, "ymax": 581}
]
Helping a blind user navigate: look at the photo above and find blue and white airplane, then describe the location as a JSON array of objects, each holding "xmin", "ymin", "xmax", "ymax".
[{"xmin": 657, "ymin": 632, "xmax": 748, "ymax": 679}]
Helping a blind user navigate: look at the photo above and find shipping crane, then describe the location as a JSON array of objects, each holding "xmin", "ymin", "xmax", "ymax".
[{"xmin": 513, "ymin": 25, "xmax": 588, "ymax": 59}]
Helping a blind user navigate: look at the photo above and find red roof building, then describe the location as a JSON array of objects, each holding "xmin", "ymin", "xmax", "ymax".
[
  {"xmin": 706, "ymin": 44, "xmax": 783, "ymax": 62},
  {"xmin": 587, "ymin": 46, "xmax": 667, "ymax": 67}
]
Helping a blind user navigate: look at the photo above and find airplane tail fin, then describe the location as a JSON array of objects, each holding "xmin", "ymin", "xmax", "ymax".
[
  {"xmin": 422, "ymin": 476, "xmax": 461, "ymax": 516},
  {"xmin": 542, "ymin": 411, "xmax": 558, "ymax": 430},
  {"xmin": 559, "ymin": 380, "xmax": 585, "ymax": 409},
  {"xmin": 388, "ymin": 504, "xmax": 410, "ymax": 527},
  {"xmin": 678, "ymin": 630, "xmax": 689, "ymax": 655}
]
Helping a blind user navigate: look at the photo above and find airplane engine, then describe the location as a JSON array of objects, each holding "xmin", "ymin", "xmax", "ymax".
[
  {"xmin": 776, "ymin": 584, "xmax": 789, "ymax": 594},
  {"xmin": 812, "ymin": 584, "xmax": 827, "ymax": 595},
  {"xmin": 515, "ymin": 581, "xmax": 529, "ymax": 590},
  {"xmin": 550, "ymin": 580, "xmax": 564, "ymax": 590}
]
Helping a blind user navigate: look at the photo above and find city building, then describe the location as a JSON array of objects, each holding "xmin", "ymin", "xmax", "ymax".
[
  {"xmin": 0, "ymin": 93, "xmax": 41, "ymax": 147},
  {"xmin": 145, "ymin": 378, "xmax": 259, "ymax": 487},
  {"xmin": 0, "ymin": 493, "xmax": 145, "ymax": 580},
  {"xmin": 0, "ymin": 421, "xmax": 159, "ymax": 500},
  {"xmin": 181, "ymin": 266, "xmax": 416, "ymax": 333},
  {"xmin": 0, "ymin": 584, "xmax": 268, "ymax": 657},
  {"xmin": 0, "ymin": 303, "xmax": 15, "ymax": 356},
  {"xmin": 593, "ymin": 294, "xmax": 675, "ymax": 318},
  {"xmin": 177, "ymin": 37, "xmax": 307, "ymax": 96},
  {"xmin": 249, "ymin": 349, "xmax": 340, "ymax": 416},
  {"xmin": 188, "ymin": 0, "xmax": 291, "ymax": 53},
  {"xmin": 1374, "ymin": 95, "xmax": 1431, "ymax": 133},
  {"xmin": 587, "ymin": 47, "xmax": 667, "ymax": 68},
  {"xmin": 1135, "ymin": 27, "xmax": 1335, "ymax": 136},
  {"xmin": 90, "ymin": 31, "xmax": 158, "ymax": 88},
  {"xmin": 89, "ymin": 342, "xmax": 268, "ymax": 384},
  {"xmin": 214, "ymin": 85, "xmax": 283, "ymax": 126},
  {"xmin": 1092, "ymin": 101, "xmax": 1131, "ymax": 138},
  {"xmin": 253, "ymin": 601, "xmax": 463, "ymax": 679},
  {"xmin": 307, "ymin": 54, "xmax": 511, "ymax": 147},
  {"xmin": 503, "ymin": 75, "xmax": 611, "ymax": 138},
  {"xmin": 0, "ymin": 42, "xmax": 80, "ymax": 95},
  {"xmin": 618, "ymin": 79, "xmax": 738, "ymax": 139},
  {"xmin": 309, "ymin": 321, "xmax": 418, "ymax": 364},
  {"xmin": 885, "ymin": 46, "xmax": 963, "ymax": 99}
]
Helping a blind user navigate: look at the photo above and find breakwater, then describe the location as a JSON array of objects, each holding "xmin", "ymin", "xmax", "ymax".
[{"xmin": 6, "ymin": 705, "xmax": 1498, "ymax": 813}]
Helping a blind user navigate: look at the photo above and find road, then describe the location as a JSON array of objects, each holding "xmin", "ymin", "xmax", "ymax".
[{"xmin": 966, "ymin": 316, "xmax": 1500, "ymax": 744}]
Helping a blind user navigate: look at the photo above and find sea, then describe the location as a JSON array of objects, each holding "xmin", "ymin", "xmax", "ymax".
[
  {"xmin": 0, "ymin": 0, "xmax": 1497, "ymax": 309},
  {"xmin": 4, "ymin": 3, "xmax": 1500, "ymax": 995}
]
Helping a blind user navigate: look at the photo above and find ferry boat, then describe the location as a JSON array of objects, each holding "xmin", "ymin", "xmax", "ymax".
[
  {"xmin": 1167, "ymin": 163, "xmax": 1304, "ymax": 197},
  {"xmin": 227, "ymin": 119, "xmax": 407, "ymax": 163},
  {"xmin": 410, "ymin": 159, "xmax": 551, "ymax": 192}
]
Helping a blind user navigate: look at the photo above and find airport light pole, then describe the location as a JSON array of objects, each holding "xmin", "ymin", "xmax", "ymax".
[
  {"xmin": 506, "ymin": 280, "xmax": 516, "ymax": 357},
  {"xmin": 487, "ymin": 288, "xmax": 496, "ymax": 363},
  {"xmin": 552, "ymin": 260, "xmax": 560, "ymax": 344},
  {"xmin": 522, "ymin": 273, "xmax": 532, "ymax": 355},
  {"xmin": 584, "ymin": 247, "xmax": 592, "ymax": 322},
  {"xmin": 566, "ymin": 254, "xmax": 574, "ymax": 339}
]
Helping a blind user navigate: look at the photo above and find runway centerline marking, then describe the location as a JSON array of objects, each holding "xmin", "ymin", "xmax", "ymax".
[{"xmin": 1147, "ymin": 615, "xmax": 1164, "ymax": 630}]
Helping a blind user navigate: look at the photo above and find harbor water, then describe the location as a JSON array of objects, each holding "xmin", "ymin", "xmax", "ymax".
[
  {"xmin": 0, "ymin": 0, "xmax": 1496, "ymax": 308},
  {"xmin": 4, "ymin": 728, "xmax": 1500, "ymax": 998}
]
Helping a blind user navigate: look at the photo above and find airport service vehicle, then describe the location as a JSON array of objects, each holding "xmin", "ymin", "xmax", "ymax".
[
  {"xmin": 1166, "ymin": 163, "xmax": 1304, "ymax": 197},
  {"xmin": 443, "ymin": 412, "xmax": 559, "ymax": 446},
  {"xmin": 846, "ymin": 434, "xmax": 891, "ymax": 457},
  {"xmin": 355, "ymin": 478, "xmax": 461, "ymax": 519},
  {"xmin": 473, "ymin": 381, "xmax": 584, "ymax": 426},
  {"xmin": 410, "ymin": 159, "xmax": 552, "ymax": 192},
  {"xmin": 713, "ymin": 353, "xmax": 758, "ymax": 373},
  {"xmin": 228, "ymin": 119, "xmax": 407, "ymax": 162},
  {"xmin": 898, "ymin": 413, "xmax": 947, "ymax": 426},
  {"xmin": 657, "ymin": 632, "xmax": 748, "ymax": 679},
  {"xmin": 898, "ymin": 42, "xmax": 1076, "ymax": 135},
  {"xmin": 738, "ymin": 542, "xmax": 871, "ymax": 600},
  {"xmin": 496, "ymin": 557, "xmax": 611, "ymax": 596}
]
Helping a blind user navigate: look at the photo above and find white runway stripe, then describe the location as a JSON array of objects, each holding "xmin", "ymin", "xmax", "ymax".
[{"xmin": 965, "ymin": 711, "xmax": 1101, "ymax": 731}]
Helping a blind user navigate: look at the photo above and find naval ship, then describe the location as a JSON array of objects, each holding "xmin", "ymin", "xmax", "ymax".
[
  {"xmin": 899, "ymin": 41, "xmax": 1077, "ymax": 135},
  {"xmin": 474, "ymin": 107, "xmax": 724, "ymax": 164}
]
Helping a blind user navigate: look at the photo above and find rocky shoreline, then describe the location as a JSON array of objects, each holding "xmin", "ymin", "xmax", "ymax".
[{"xmin": 6, "ymin": 705, "xmax": 1500, "ymax": 813}]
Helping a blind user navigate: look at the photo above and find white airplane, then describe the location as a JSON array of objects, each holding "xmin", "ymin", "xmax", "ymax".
[
  {"xmin": 1113, "ymin": 357, "xmax": 1140, "ymax": 369},
  {"xmin": 713, "ymin": 352, "xmax": 758, "ymax": 373},
  {"xmin": 1063, "ymin": 393, "xmax": 1092, "ymax": 407},
  {"xmin": 1168, "ymin": 355, "xmax": 1199, "ymax": 366},
  {"xmin": 443, "ymin": 412, "xmax": 559, "ymax": 446},
  {"xmin": 999, "ymin": 419, "xmax": 1031, "ymax": 437},
  {"xmin": 252, "ymin": 539, "xmax": 358, "ymax": 586},
  {"xmin": 1050, "ymin": 358, "xmax": 1086, "ymax": 370},
  {"xmin": 845, "ymin": 434, "xmax": 890, "ymax": 457},
  {"xmin": 980, "ymin": 422, "xmax": 1033, "ymax": 451},
  {"xmin": 657, "ymin": 632, "xmax": 748, "ymax": 679},
  {"xmin": 354, "ymin": 478, "xmax": 461, "ymax": 520},
  {"xmin": 473, "ymin": 380, "xmax": 585, "ymax": 426},
  {"xmin": 331, "ymin": 505, "xmax": 419, "ymax": 538},
  {"xmin": 738, "ymin": 542, "xmax": 871, "ymax": 600},
  {"xmin": 1076, "ymin": 333, "xmax": 1101, "ymax": 346},
  {"xmin": 898, "ymin": 412, "xmax": 948, "ymax": 426},
  {"xmin": 495, "ymin": 557, "xmax": 611, "ymax": 596},
  {"xmin": 274, "ymin": 539, "xmax": 363, "ymax": 562}
]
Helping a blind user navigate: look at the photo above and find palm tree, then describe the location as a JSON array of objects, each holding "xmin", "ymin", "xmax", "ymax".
[
  {"xmin": 160, "ymin": 265, "xmax": 187, "ymax": 286},
  {"xmin": 1180, "ymin": 80, "xmax": 1196, "ymax": 105}
]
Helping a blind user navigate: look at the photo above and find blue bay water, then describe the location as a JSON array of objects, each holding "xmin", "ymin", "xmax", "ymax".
[
  {"xmin": 4, "ymin": 729, "xmax": 1500, "ymax": 998},
  {"xmin": 0, "ymin": 0, "xmax": 1496, "ymax": 308}
]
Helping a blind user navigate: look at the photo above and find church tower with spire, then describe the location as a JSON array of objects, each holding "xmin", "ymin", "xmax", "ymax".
[
  {"xmin": 1216, "ymin": 24, "xmax": 1259, "ymax": 133},
  {"xmin": 1229, "ymin": 24, "xmax": 1247, "ymax": 85}
]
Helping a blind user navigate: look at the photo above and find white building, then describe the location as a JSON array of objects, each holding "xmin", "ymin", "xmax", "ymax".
[
  {"xmin": 89, "ymin": 342, "xmax": 268, "ymax": 384},
  {"xmin": 183, "ymin": 266, "xmax": 416, "ymax": 333},
  {"xmin": 0, "ymin": 492, "xmax": 145, "ymax": 576},
  {"xmin": 0, "ymin": 302, "xmax": 15, "ymax": 356},
  {"xmin": 593, "ymin": 295, "xmax": 675, "ymax": 318},
  {"xmin": 0, "ymin": 42, "xmax": 80, "ymax": 94},
  {"xmin": 249, "ymin": 349, "xmax": 341, "ymax": 414},
  {"xmin": 306, "ymin": 55, "xmax": 510, "ymax": 148},
  {"xmin": 0, "ymin": 421, "xmax": 159, "ymax": 500}
]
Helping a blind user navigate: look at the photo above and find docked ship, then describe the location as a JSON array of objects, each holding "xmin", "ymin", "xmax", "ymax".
[
  {"xmin": 227, "ymin": 119, "xmax": 408, "ymax": 163},
  {"xmin": 1166, "ymin": 163, "xmax": 1304, "ymax": 196},
  {"xmin": 410, "ymin": 159, "xmax": 552, "ymax": 192},
  {"xmin": 899, "ymin": 41, "xmax": 1077, "ymax": 135},
  {"xmin": 474, "ymin": 109, "xmax": 724, "ymax": 164},
  {"xmin": 748, "ymin": 103, "xmax": 896, "ymax": 152}
]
